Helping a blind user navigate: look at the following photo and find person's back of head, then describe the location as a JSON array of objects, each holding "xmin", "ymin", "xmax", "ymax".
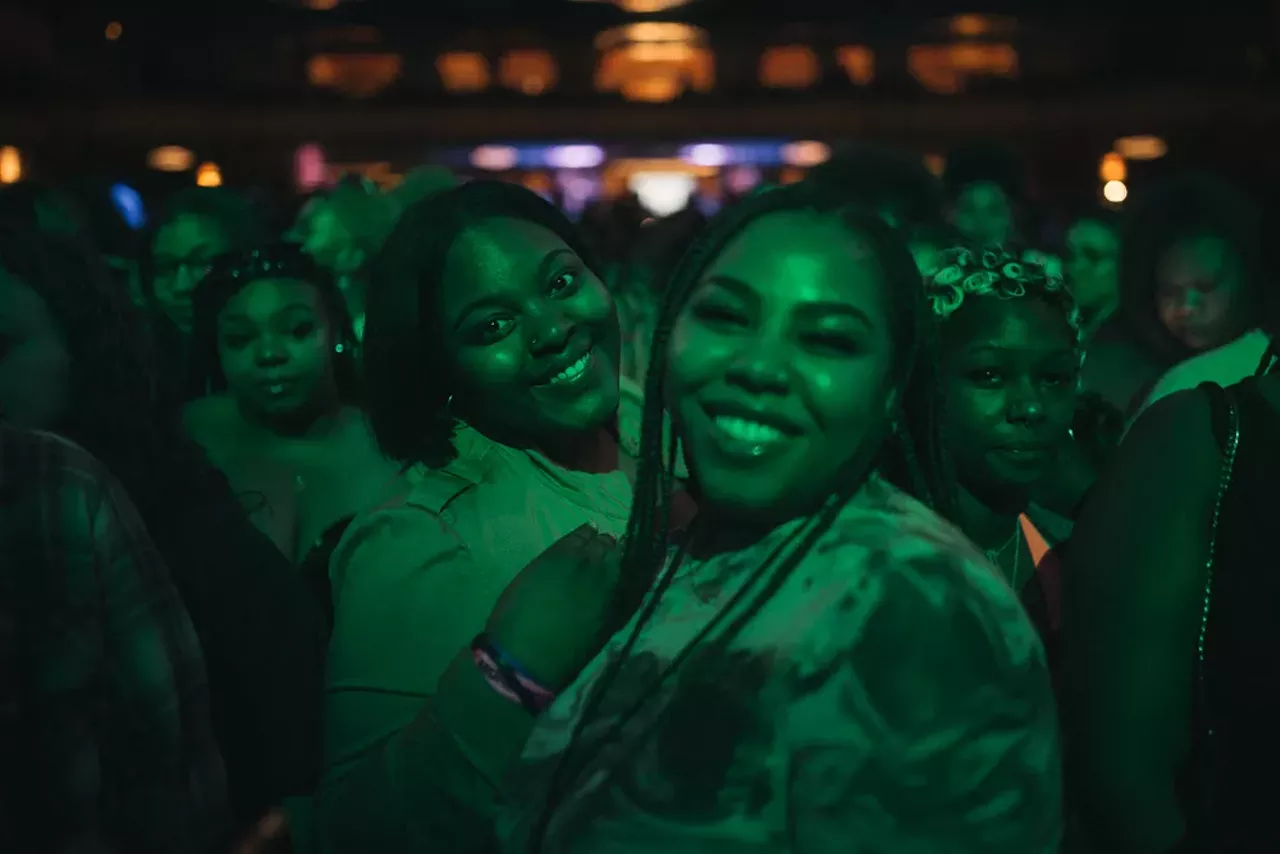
[
  {"xmin": 0, "ymin": 225, "xmax": 208, "ymax": 518},
  {"xmin": 807, "ymin": 143, "xmax": 944, "ymax": 233}
]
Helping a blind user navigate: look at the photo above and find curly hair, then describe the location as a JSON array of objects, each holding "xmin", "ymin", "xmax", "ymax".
[
  {"xmin": 363, "ymin": 180, "xmax": 604, "ymax": 467},
  {"xmin": 922, "ymin": 244, "xmax": 1083, "ymax": 346},
  {"xmin": 190, "ymin": 241, "xmax": 361, "ymax": 401},
  {"xmin": 881, "ymin": 243, "xmax": 1084, "ymax": 518}
]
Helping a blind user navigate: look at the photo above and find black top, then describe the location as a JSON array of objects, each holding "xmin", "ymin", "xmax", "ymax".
[
  {"xmin": 1192, "ymin": 378, "xmax": 1280, "ymax": 852},
  {"xmin": 135, "ymin": 450, "xmax": 329, "ymax": 832}
]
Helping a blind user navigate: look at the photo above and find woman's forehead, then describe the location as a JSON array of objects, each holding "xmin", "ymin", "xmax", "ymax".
[
  {"xmin": 942, "ymin": 297, "xmax": 1074, "ymax": 351},
  {"xmin": 442, "ymin": 218, "xmax": 572, "ymax": 302}
]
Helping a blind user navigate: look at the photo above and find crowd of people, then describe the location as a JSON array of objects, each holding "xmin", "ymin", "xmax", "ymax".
[{"xmin": 0, "ymin": 138, "xmax": 1275, "ymax": 854}]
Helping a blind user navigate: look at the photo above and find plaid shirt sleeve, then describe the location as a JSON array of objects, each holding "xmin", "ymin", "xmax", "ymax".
[{"xmin": 5, "ymin": 429, "xmax": 229, "ymax": 853}]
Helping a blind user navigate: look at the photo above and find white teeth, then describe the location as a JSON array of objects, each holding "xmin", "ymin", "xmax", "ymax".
[
  {"xmin": 713, "ymin": 416, "xmax": 786, "ymax": 444},
  {"xmin": 549, "ymin": 353, "xmax": 590, "ymax": 385},
  {"xmin": 268, "ymin": 384, "xmax": 285, "ymax": 395}
]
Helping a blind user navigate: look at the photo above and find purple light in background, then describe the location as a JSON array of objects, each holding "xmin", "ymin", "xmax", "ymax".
[
  {"xmin": 680, "ymin": 143, "xmax": 731, "ymax": 167},
  {"xmin": 558, "ymin": 172, "xmax": 599, "ymax": 219},
  {"xmin": 546, "ymin": 144, "xmax": 605, "ymax": 169},
  {"xmin": 294, "ymin": 143, "xmax": 328, "ymax": 191},
  {"xmin": 726, "ymin": 165, "xmax": 762, "ymax": 195}
]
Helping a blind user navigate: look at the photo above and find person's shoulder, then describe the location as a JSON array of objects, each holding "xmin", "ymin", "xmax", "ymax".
[
  {"xmin": 827, "ymin": 476, "xmax": 989, "ymax": 569},
  {"xmin": 1145, "ymin": 329, "xmax": 1270, "ymax": 408},
  {"xmin": 181, "ymin": 395, "xmax": 241, "ymax": 452},
  {"xmin": 819, "ymin": 478, "xmax": 1036, "ymax": 646},
  {"xmin": 0, "ymin": 425, "xmax": 111, "ymax": 495},
  {"xmin": 1128, "ymin": 384, "xmax": 1217, "ymax": 453},
  {"xmin": 333, "ymin": 465, "xmax": 469, "ymax": 554}
]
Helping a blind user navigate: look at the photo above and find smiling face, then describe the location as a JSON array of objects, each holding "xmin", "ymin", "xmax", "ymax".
[
  {"xmin": 216, "ymin": 277, "xmax": 338, "ymax": 420},
  {"xmin": 438, "ymin": 216, "xmax": 621, "ymax": 451},
  {"xmin": 667, "ymin": 211, "xmax": 899, "ymax": 523},
  {"xmin": 938, "ymin": 297, "xmax": 1078, "ymax": 506}
]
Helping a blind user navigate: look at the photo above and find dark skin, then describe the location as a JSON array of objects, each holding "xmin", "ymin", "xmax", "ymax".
[
  {"xmin": 403, "ymin": 211, "xmax": 906, "ymax": 833},
  {"xmin": 937, "ymin": 297, "xmax": 1078, "ymax": 587},
  {"xmin": 185, "ymin": 277, "xmax": 397, "ymax": 563},
  {"xmin": 214, "ymin": 277, "xmax": 341, "ymax": 436},
  {"xmin": 151, "ymin": 213, "xmax": 234, "ymax": 333},
  {"xmin": 666, "ymin": 211, "xmax": 900, "ymax": 552},
  {"xmin": 1063, "ymin": 387, "xmax": 1224, "ymax": 852},
  {"xmin": 439, "ymin": 216, "xmax": 623, "ymax": 473}
]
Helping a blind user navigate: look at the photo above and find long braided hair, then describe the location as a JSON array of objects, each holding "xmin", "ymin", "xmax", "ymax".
[
  {"xmin": 614, "ymin": 183, "xmax": 943, "ymax": 613},
  {"xmin": 533, "ymin": 183, "xmax": 941, "ymax": 847}
]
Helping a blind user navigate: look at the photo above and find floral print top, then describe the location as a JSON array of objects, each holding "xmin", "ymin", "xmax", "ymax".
[{"xmin": 500, "ymin": 475, "xmax": 1062, "ymax": 854}]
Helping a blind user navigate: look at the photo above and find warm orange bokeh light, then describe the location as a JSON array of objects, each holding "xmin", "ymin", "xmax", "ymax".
[
  {"xmin": 760, "ymin": 45, "xmax": 820, "ymax": 89},
  {"xmin": 195, "ymin": 163, "xmax": 223, "ymax": 188},
  {"xmin": 437, "ymin": 51, "xmax": 491, "ymax": 93},
  {"xmin": 499, "ymin": 50, "xmax": 558, "ymax": 95},
  {"xmin": 1099, "ymin": 152, "xmax": 1127, "ymax": 183},
  {"xmin": 594, "ymin": 23, "xmax": 713, "ymax": 103},
  {"xmin": 836, "ymin": 45, "xmax": 875, "ymax": 86},
  {"xmin": 307, "ymin": 54, "xmax": 403, "ymax": 97},
  {"xmin": 908, "ymin": 43, "xmax": 1018, "ymax": 94},
  {"xmin": 0, "ymin": 147, "xmax": 23, "ymax": 184}
]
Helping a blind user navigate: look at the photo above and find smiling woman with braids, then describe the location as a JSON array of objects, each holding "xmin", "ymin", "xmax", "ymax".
[{"xmin": 490, "ymin": 183, "xmax": 1061, "ymax": 853}]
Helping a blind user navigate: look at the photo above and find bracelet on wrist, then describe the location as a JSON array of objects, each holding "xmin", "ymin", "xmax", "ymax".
[{"xmin": 470, "ymin": 633, "xmax": 557, "ymax": 715}]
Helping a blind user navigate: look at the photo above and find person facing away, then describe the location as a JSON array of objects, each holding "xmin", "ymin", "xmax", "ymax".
[
  {"xmin": 184, "ymin": 243, "xmax": 400, "ymax": 623},
  {"xmin": 0, "ymin": 227, "xmax": 328, "ymax": 833},
  {"xmin": 1065, "ymin": 228, "xmax": 1280, "ymax": 852},
  {"xmin": 287, "ymin": 174, "xmax": 414, "ymax": 343},
  {"xmin": 301, "ymin": 181, "xmax": 651, "ymax": 852},
  {"xmin": 0, "ymin": 422, "xmax": 229, "ymax": 853},
  {"xmin": 499, "ymin": 182, "xmax": 1062, "ymax": 854}
]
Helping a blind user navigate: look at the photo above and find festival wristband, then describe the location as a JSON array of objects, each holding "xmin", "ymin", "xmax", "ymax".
[{"xmin": 470, "ymin": 633, "xmax": 557, "ymax": 715}]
